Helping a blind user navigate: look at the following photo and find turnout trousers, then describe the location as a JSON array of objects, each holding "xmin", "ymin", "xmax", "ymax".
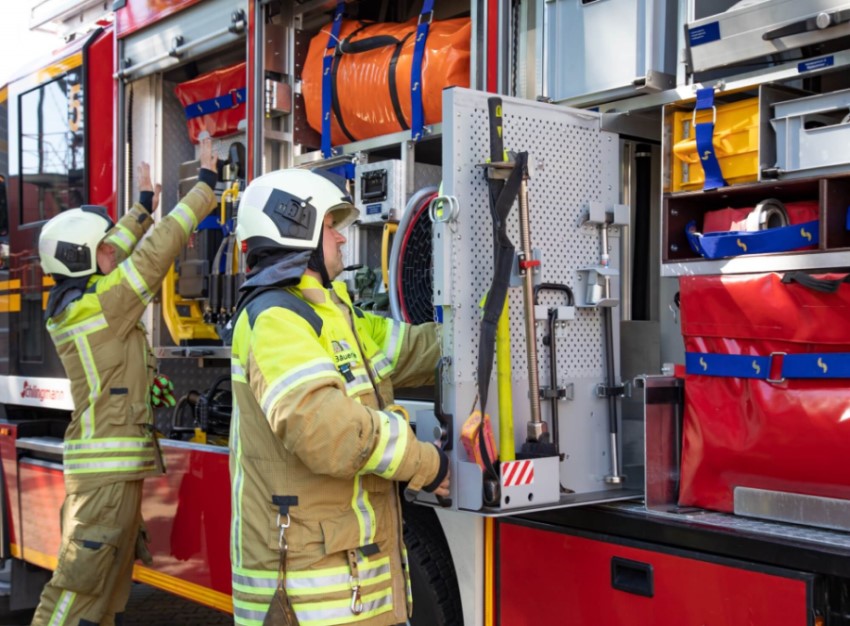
[{"xmin": 32, "ymin": 480, "xmax": 145, "ymax": 626}]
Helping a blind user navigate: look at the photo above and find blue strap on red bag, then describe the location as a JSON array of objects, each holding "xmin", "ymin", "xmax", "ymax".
[
  {"xmin": 686, "ymin": 219, "xmax": 819, "ymax": 259},
  {"xmin": 686, "ymin": 351, "xmax": 850, "ymax": 379},
  {"xmin": 694, "ymin": 88, "xmax": 727, "ymax": 191},
  {"xmin": 183, "ymin": 88, "xmax": 246, "ymax": 120}
]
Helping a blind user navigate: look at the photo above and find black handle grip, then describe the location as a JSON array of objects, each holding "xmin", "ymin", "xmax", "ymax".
[
  {"xmin": 434, "ymin": 357, "xmax": 453, "ymax": 452},
  {"xmin": 404, "ymin": 487, "xmax": 452, "ymax": 508},
  {"xmin": 487, "ymin": 97, "xmax": 504, "ymax": 163},
  {"xmin": 611, "ymin": 557, "xmax": 654, "ymax": 598},
  {"xmin": 339, "ymin": 35, "xmax": 401, "ymax": 53},
  {"xmin": 533, "ymin": 282, "xmax": 575, "ymax": 307}
]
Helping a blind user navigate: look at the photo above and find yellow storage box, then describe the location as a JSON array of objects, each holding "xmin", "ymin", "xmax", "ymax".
[{"xmin": 670, "ymin": 97, "xmax": 759, "ymax": 192}]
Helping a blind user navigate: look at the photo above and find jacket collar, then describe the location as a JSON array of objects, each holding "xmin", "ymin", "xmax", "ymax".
[
  {"xmin": 239, "ymin": 250, "xmax": 311, "ymax": 292},
  {"xmin": 297, "ymin": 275, "xmax": 353, "ymax": 308},
  {"xmin": 45, "ymin": 275, "xmax": 99, "ymax": 320}
]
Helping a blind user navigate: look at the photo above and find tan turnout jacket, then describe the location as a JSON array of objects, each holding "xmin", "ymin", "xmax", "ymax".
[
  {"xmin": 229, "ymin": 274, "xmax": 442, "ymax": 626},
  {"xmin": 46, "ymin": 182, "xmax": 217, "ymax": 494}
]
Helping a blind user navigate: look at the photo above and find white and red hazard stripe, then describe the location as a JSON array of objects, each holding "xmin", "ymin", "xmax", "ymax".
[{"xmin": 502, "ymin": 459, "xmax": 534, "ymax": 487}]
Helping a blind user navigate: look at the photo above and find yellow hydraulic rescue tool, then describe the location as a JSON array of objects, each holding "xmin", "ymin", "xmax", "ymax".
[{"xmin": 161, "ymin": 181, "xmax": 240, "ymax": 343}]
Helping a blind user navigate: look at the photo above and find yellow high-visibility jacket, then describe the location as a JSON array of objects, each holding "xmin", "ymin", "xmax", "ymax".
[
  {"xmin": 229, "ymin": 274, "xmax": 443, "ymax": 626},
  {"xmin": 46, "ymin": 182, "xmax": 217, "ymax": 494}
]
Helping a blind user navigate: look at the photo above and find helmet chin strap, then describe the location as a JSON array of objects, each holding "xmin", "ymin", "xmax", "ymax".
[{"xmin": 307, "ymin": 228, "xmax": 332, "ymax": 288}]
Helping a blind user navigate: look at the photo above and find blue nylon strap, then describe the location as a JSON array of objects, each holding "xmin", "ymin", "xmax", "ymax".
[
  {"xmin": 694, "ymin": 87, "xmax": 727, "ymax": 190},
  {"xmin": 321, "ymin": 1, "xmax": 345, "ymax": 158},
  {"xmin": 783, "ymin": 353, "xmax": 850, "ymax": 379},
  {"xmin": 411, "ymin": 0, "xmax": 435, "ymax": 141},
  {"xmin": 327, "ymin": 162, "xmax": 355, "ymax": 180},
  {"xmin": 686, "ymin": 352, "xmax": 770, "ymax": 379},
  {"xmin": 686, "ymin": 219, "xmax": 819, "ymax": 259},
  {"xmin": 197, "ymin": 215, "xmax": 222, "ymax": 231},
  {"xmin": 183, "ymin": 88, "xmax": 246, "ymax": 120},
  {"xmin": 687, "ymin": 351, "xmax": 850, "ymax": 379}
]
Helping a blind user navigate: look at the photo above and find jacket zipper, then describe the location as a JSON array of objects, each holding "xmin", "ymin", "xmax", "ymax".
[{"xmin": 339, "ymin": 296, "xmax": 408, "ymax": 614}]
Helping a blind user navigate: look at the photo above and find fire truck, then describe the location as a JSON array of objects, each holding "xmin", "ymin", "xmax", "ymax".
[{"xmin": 2, "ymin": 0, "xmax": 850, "ymax": 624}]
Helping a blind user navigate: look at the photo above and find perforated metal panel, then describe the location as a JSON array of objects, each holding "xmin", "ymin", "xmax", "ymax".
[{"xmin": 435, "ymin": 88, "xmax": 627, "ymax": 499}]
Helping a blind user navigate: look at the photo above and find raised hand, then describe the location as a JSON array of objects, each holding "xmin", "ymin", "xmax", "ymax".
[
  {"xmin": 138, "ymin": 161, "xmax": 153, "ymax": 192},
  {"xmin": 199, "ymin": 136, "xmax": 218, "ymax": 173}
]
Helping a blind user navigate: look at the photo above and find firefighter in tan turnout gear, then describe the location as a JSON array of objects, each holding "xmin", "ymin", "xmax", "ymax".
[
  {"xmin": 32, "ymin": 139, "xmax": 219, "ymax": 626},
  {"xmin": 229, "ymin": 169, "xmax": 450, "ymax": 626}
]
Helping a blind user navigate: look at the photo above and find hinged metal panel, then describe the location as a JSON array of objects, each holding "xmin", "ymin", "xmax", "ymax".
[{"xmin": 431, "ymin": 87, "xmax": 641, "ymax": 514}]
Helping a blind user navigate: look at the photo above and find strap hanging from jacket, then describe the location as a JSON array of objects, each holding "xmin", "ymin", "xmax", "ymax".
[
  {"xmin": 322, "ymin": 1, "xmax": 346, "ymax": 158},
  {"xmin": 183, "ymin": 88, "xmax": 246, "ymax": 120},
  {"xmin": 694, "ymin": 87, "xmax": 727, "ymax": 191},
  {"xmin": 411, "ymin": 0, "xmax": 435, "ymax": 141},
  {"xmin": 263, "ymin": 495, "xmax": 300, "ymax": 626},
  {"xmin": 686, "ymin": 219, "xmax": 818, "ymax": 259}
]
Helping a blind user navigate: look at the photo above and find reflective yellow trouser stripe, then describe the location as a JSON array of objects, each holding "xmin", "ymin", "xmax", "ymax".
[{"xmin": 48, "ymin": 590, "xmax": 76, "ymax": 626}]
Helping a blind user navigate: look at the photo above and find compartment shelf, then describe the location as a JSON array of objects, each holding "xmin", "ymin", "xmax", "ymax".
[{"xmin": 661, "ymin": 173, "xmax": 850, "ymax": 276}]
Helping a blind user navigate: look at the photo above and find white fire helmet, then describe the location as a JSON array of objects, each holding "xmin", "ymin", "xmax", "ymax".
[
  {"xmin": 235, "ymin": 168, "xmax": 358, "ymax": 266},
  {"xmin": 38, "ymin": 206, "xmax": 114, "ymax": 279}
]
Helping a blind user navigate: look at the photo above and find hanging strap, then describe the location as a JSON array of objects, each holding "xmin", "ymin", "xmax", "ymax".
[
  {"xmin": 694, "ymin": 87, "xmax": 727, "ymax": 191},
  {"xmin": 478, "ymin": 154, "xmax": 526, "ymax": 425},
  {"xmin": 183, "ymin": 88, "xmax": 246, "ymax": 120},
  {"xmin": 321, "ymin": 1, "xmax": 345, "ymax": 158},
  {"xmin": 686, "ymin": 351, "xmax": 850, "ymax": 380},
  {"xmin": 782, "ymin": 271, "xmax": 850, "ymax": 294},
  {"xmin": 411, "ymin": 0, "xmax": 434, "ymax": 141},
  {"xmin": 686, "ymin": 219, "xmax": 818, "ymax": 259},
  {"xmin": 388, "ymin": 32, "xmax": 414, "ymax": 131}
]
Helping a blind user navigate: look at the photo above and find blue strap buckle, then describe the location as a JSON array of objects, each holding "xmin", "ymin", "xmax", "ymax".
[
  {"xmin": 766, "ymin": 352, "xmax": 786, "ymax": 384},
  {"xmin": 691, "ymin": 103, "xmax": 716, "ymax": 127}
]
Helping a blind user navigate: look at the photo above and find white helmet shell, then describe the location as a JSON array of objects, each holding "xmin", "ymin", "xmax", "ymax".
[
  {"xmin": 235, "ymin": 169, "xmax": 358, "ymax": 262},
  {"xmin": 38, "ymin": 207, "xmax": 114, "ymax": 278}
]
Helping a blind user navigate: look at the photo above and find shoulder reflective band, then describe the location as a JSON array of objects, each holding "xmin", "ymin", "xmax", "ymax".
[
  {"xmin": 184, "ymin": 88, "xmax": 246, "ymax": 120},
  {"xmin": 685, "ymin": 352, "xmax": 771, "ymax": 379},
  {"xmin": 694, "ymin": 87, "xmax": 727, "ymax": 191},
  {"xmin": 686, "ymin": 219, "xmax": 819, "ymax": 259},
  {"xmin": 411, "ymin": 0, "xmax": 435, "ymax": 141},
  {"xmin": 321, "ymin": 1, "xmax": 345, "ymax": 158}
]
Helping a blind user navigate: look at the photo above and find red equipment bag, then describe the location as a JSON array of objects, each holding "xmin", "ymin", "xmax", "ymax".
[
  {"xmin": 679, "ymin": 272, "xmax": 850, "ymax": 513},
  {"xmin": 174, "ymin": 62, "xmax": 247, "ymax": 143},
  {"xmin": 301, "ymin": 17, "xmax": 470, "ymax": 146},
  {"xmin": 702, "ymin": 200, "xmax": 818, "ymax": 234}
]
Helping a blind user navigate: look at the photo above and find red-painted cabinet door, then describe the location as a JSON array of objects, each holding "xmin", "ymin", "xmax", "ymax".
[{"xmin": 498, "ymin": 522, "xmax": 814, "ymax": 626}]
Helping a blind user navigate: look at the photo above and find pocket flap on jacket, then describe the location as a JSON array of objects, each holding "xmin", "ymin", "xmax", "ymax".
[{"xmin": 320, "ymin": 514, "xmax": 362, "ymax": 556}]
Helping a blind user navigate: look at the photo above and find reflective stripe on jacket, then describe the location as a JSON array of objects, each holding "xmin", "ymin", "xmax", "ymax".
[
  {"xmin": 47, "ymin": 183, "xmax": 217, "ymax": 494},
  {"xmin": 230, "ymin": 274, "xmax": 441, "ymax": 626}
]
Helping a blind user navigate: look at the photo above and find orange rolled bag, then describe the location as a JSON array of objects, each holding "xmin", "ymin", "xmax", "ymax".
[{"xmin": 301, "ymin": 15, "xmax": 471, "ymax": 146}]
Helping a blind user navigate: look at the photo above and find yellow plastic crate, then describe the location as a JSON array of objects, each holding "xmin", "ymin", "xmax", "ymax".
[{"xmin": 671, "ymin": 97, "xmax": 760, "ymax": 192}]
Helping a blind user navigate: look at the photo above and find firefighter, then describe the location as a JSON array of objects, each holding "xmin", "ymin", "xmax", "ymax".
[
  {"xmin": 228, "ymin": 169, "xmax": 450, "ymax": 626},
  {"xmin": 32, "ymin": 138, "xmax": 219, "ymax": 626}
]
